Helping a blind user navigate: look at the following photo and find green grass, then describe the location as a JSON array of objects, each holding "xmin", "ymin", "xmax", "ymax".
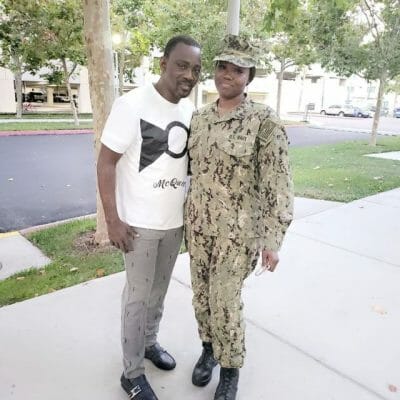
[
  {"xmin": 0, "ymin": 219, "xmax": 123, "ymax": 307},
  {"xmin": 0, "ymin": 113, "xmax": 93, "ymax": 119},
  {"xmin": 290, "ymin": 136, "xmax": 400, "ymax": 202},
  {"xmin": 0, "ymin": 121, "xmax": 93, "ymax": 131},
  {"xmin": 1, "ymin": 136, "xmax": 400, "ymax": 306}
]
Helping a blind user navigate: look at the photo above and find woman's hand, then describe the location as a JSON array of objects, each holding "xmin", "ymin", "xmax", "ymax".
[{"xmin": 261, "ymin": 250, "xmax": 279, "ymax": 272}]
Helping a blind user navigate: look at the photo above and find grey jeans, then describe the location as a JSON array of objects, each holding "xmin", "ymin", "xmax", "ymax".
[{"xmin": 121, "ymin": 226, "xmax": 183, "ymax": 379}]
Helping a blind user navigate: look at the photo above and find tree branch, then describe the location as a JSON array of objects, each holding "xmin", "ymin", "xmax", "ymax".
[
  {"xmin": 68, "ymin": 62, "xmax": 78, "ymax": 78},
  {"xmin": 284, "ymin": 59, "xmax": 295, "ymax": 69},
  {"xmin": 363, "ymin": 0, "xmax": 381, "ymax": 47}
]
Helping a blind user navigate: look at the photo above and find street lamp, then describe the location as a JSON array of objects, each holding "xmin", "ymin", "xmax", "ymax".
[{"xmin": 112, "ymin": 33, "xmax": 122, "ymax": 97}]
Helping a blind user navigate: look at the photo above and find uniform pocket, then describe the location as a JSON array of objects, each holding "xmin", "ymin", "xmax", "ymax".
[{"xmin": 218, "ymin": 139, "xmax": 255, "ymax": 157}]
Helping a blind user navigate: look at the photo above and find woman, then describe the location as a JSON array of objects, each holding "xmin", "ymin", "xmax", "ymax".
[{"xmin": 185, "ymin": 35, "xmax": 294, "ymax": 400}]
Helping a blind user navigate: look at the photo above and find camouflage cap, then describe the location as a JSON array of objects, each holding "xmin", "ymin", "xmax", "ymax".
[{"xmin": 213, "ymin": 34, "xmax": 257, "ymax": 68}]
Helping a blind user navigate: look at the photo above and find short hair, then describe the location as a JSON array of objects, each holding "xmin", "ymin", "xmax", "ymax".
[
  {"xmin": 248, "ymin": 67, "xmax": 256, "ymax": 84},
  {"xmin": 163, "ymin": 35, "xmax": 201, "ymax": 58}
]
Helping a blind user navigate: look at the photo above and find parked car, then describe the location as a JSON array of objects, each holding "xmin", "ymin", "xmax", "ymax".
[
  {"xmin": 369, "ymin": 105, "xmax": 389, "ymax": 116},
  {"xmin": 320, "ymin": 105, "xmax": 372, "ymax": 117},
  {"xmin": 53, "ymin": 94, "xmax": 70, "ymax": 103},
  {"xmin": 26, "ymin": 91, "xmax": 46, "ymax": 102},
  {"xmin": 320, "ymin": 105, "xmax": 346, "ymax": 116},
  {"xmin": 349, "ymin": 106, "xmax": 373, "ymax": 118},
  {"xmin": 393, "ymin": 107, "xmax": 400, "ymax": 118}
]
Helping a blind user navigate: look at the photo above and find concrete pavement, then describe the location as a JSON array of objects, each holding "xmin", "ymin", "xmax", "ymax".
[
  {"xmin": 0, "ymin": 191, "xmax": 399, "ymax": 400},
  {"xmin": 0, "ymin": 231, "xmax": 50, "ymax": 280}
]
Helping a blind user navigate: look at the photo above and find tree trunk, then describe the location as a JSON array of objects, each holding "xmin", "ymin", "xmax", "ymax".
[
  {"xmin": 13, "ymin": 55, "xmax": 23, "ymax": 119},
  {"xmin": 83, "ymin": 0, "xmax": 116, "ymax": 245},
  {"xmin": 370, "ymin": 73, "xmax": 387, "ymax": 146},
  {"xmin": 276, "ymin": 59, "xmax": 284, "ymax": 117},
  {"xmin": 62, "ymin": 58, "xmax": 79, "ymax": 126}
]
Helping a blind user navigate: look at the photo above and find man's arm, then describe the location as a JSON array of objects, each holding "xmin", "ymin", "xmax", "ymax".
[{"xmin": 97, "ymin": 144, "xmax": 138, "ymax": 253}]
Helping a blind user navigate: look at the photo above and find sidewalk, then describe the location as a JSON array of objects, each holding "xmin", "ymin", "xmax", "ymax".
[{"xmin": 0, "ymin": 191, "xmax": 399, "ymax": 400}]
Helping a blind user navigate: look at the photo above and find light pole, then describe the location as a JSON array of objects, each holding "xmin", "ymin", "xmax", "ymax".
[
  {"xmin": 227, "ymin": 0, "xmax": 240, "ymax": 35},
  {"xmin": 112, "ymin": 33, "xmax": 122, "ymax": 98}
]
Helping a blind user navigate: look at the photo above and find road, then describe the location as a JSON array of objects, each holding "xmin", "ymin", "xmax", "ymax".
[
  {"xmin": 288, "ymin": 113, "xmax": 400, "ymax": 134},
  {"xmin": 0, "ymin": 127, "xmax": 379, "ymax": 232},
  {"xmin": 0, "ymin": 134, "xmax": 96, "ymax": 232}
]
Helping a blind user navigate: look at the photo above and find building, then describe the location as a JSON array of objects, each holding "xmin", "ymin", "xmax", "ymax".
[{"xmin": 0, "ymin": 62, "xmax": 398, "ymax": 115}]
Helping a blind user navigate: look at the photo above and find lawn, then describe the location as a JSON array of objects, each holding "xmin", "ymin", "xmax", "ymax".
[
  {"xmin": 0, "ymin": 113, "xmax": 93, "ymax": 119},
  {"xmin": 0, "ymin": 121, "xmax": 93, "ymax": 131},
  {"xmin": 1, "ymin": 136, "xmax": 399, "ymax": 306},
  {"xmin": 290, "ymin": 136, "xmax": 400, "ymax": 202},
  {"xmin": 0, "ymin": 219, "xmax": 123, "ymax": 306}
]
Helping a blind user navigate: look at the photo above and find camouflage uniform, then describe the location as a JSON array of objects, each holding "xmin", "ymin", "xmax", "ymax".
[{"xmin": 185, "ymin": 36, "xmax": 294, "ymax": 368}]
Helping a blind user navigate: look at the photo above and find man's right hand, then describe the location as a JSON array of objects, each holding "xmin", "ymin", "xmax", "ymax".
[{"xmin": 106, "ymin": 219, "xmax": 139, "ymax": 253}]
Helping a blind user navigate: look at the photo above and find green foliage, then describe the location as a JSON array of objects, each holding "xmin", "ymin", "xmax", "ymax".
[
  {"xmin": 262, "ymin": 0, "xmax": 316, "ymax": 68},
  {"xmin": 148, "ymin": 0, "xmax": 226, "ymax": 78},
  {"xmin": 309, "ymin": 0, "xmax": 400, "ymax": 81},
  {"xmin": 387, "ymin": 76, "xmax": 400, "ymax": 95},
  {"xmin": 111, "ymin": 0, "xmax": 151, "ymax": 81},
  {"xmin": 40, "ymin": 68, "xmax": 64, "ymax": 85},
  {"xmin": 36, "ymin": 0, "xmax": 85, "ymax": 66},
  {"xmin": 264, "ymin": 0, "xmax": 301, "ymax": 32},
  {"xmin": 0, "ymin": 0, "xmax": 44, "ymax": 72}
]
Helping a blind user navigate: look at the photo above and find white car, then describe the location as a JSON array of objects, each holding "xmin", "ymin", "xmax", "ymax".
[
  {"xmin": 320, "ymin": 105, "xmax": 372, "ymax": 118},
  {"xmin": 320, "ymin": 105, "xmax": 348, "ymax": 116}
]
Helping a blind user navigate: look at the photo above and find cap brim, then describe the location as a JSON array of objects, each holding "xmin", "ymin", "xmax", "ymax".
[{"xmin": 213, "ymin": 55, "xmax": 256, "ymax": 68}]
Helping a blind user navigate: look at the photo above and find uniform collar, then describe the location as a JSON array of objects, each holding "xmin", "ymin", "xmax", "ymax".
[{"xmin": 201, "ymin": 97, "xmax": 252, "ymax": 123}]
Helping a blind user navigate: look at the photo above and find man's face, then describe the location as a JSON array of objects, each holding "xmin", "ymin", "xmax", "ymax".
[{"xmin": 160, "ymin": 42, "xmax": 201, "ymax": 103}]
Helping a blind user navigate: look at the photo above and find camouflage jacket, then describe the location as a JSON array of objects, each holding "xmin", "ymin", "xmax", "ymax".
[{"xmin": 185, "ymin": 98, "xmax": 294, "ymax": 251}]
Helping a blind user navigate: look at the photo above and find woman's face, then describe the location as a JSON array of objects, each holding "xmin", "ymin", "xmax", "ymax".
[{"xmin": 214, "ymin": 61, "xmax": 250, "ymax": 100}]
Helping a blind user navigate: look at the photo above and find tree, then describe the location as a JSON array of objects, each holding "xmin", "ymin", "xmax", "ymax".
[
  {"xmin": 35, "ymin": 0, "xmax": 86, "ymax": 126},
  {"xmin": 309, "ymin": 0, "xmax": 400, "ymax": 146},
  {"xmin": 148, "ymin": 0, "xmax": 226, "ymax": 79},
  {"xmin": 0, "ymin": 0, "xmax": 43, "ymax": 117},
  {"xmin": 111, "ymin": 0, "xmax": 151, "ymax": 95},
  {"xmin": 262, "ymin": 0, "xmax": 316, "ymax": 116},
  {"xmin": 83, "ymin": 0, "xmax": 116, "ymax": 245}
]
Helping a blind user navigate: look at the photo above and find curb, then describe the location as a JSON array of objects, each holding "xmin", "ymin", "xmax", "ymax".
[
  {"xmin": 19, "ymin": 213, "xmax": 97, "ymax": 236},
  {"xmin": 308, "ymin": 125, "xmax": 399, "ymax": 136},
  {"xmin": 0, "ymin": 129, "xmax": 93, "ymax": 137},
  {"xmin": 0, "ymin": 231, "xmax": 19, "ymax": 239}
]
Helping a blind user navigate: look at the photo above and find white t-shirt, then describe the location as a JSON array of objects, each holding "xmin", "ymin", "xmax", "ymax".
[{"xmin": 101, "ymin": 83, "xmax": 194, "ymax": 230}]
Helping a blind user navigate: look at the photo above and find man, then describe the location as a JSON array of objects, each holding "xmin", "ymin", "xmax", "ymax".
[{"xmin": 97, "ymin": 35, "xmax": 201, "ymax": 400}]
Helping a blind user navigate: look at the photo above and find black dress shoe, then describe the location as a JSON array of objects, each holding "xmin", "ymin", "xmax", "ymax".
[
  {"xmin": 120, "ymin": 373, "xmax": 159, "ymax": 399},
  {"xmin": 144, "ymin": 343, "xmax": 176, "ymax": 370},
  {"xmin": 214, "ymin": 368, "xmax": 239, "ymax": 400},
  {"xmin": 192, "ymin": 342, "xmax": 218, "ymax": 386}
]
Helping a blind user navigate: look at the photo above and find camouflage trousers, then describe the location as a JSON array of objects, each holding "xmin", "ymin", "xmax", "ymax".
[{"xmin": 187, "ymin": 230, "xmax": 259, "ymax": 368}]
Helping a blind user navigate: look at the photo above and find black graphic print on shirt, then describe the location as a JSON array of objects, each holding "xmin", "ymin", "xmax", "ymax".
[{"xmin": 139, "ymin": 119, "xmax": 189, "ymax": 172}]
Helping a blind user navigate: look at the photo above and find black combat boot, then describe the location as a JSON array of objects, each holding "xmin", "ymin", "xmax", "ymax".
[
  {"xmin": 192, "ymin": 342, "xmax": 218, "ymax": 386},
  {"xmin": 214, "ymin": 367, "xmax": 239, "ymax": 400}
]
